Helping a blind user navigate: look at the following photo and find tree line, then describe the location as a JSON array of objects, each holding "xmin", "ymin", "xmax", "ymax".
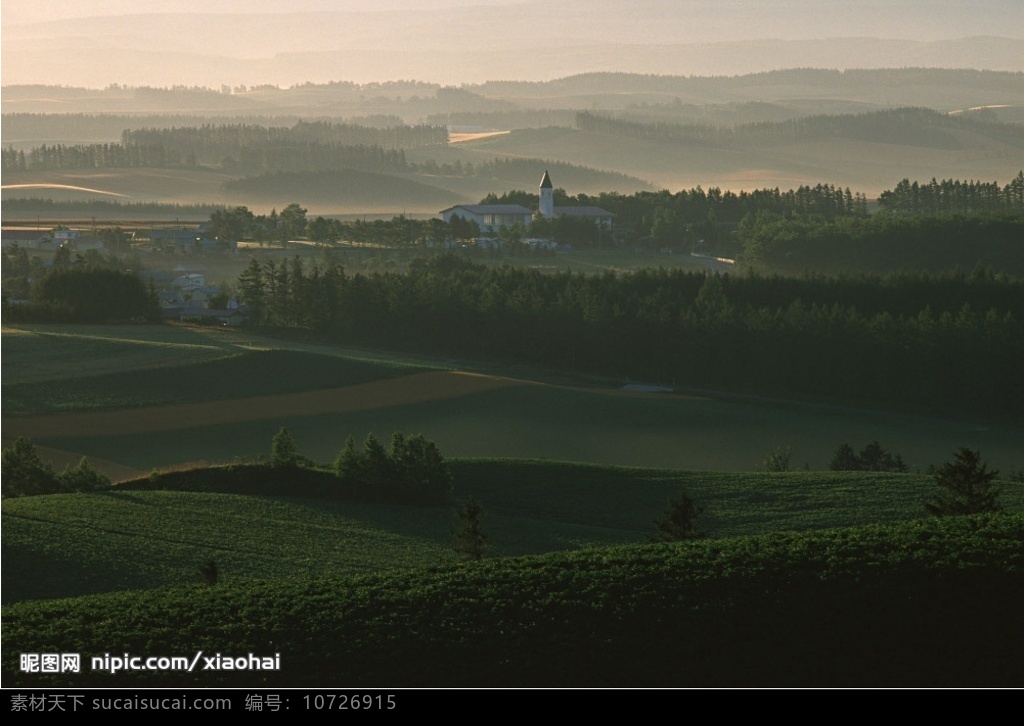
[
  {"xmin": 2, "ymin": 246, "xmax": 158, "ymax": 323},
  {"xmin": 2, "ymin": 120, "xmax": 447, "ymax": 174},
  {"xmin": 2, "ymin": 140, "xmax": 410, "ymax": 175},
  {"xmin": 235, "ymin": 255, "xmax": 1024, "ymax": 417},
  {"xmin": 738, "ymin": 213, "xmax": 1024, "ymax": 275},
  {"xmin": 575, "ymin": 107, "xmax": 1024, "ymax": 150},
  {"xmin": 878, "ymin": 173, "xmax": 1024, "ymax": 216},
  {"xmin": 1, "ymin": 438, "xmax": 110, "ymax": 498},
  {"xmin": 486, "ymin": 182, "xmax": 869, "ymax": 251}
]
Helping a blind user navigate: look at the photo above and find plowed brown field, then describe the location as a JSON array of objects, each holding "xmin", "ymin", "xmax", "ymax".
[{"xmin": 5, "ymin": 371, "xmax": 526, "ymax": 439}]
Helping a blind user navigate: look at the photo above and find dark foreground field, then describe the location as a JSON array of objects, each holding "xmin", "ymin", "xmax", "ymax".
[{"xmin": 5, "ymin": 513, "xmax": 1022, "ymax": 688}]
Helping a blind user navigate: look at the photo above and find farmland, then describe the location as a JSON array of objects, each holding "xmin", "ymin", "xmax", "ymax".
[
  {"xmin": 4, "ymin": 12, "xmax": 1024, "ymax": 690},
  {"xmin": 4, "ymin": 118, "xmax": 1023, "ymax": 688},
  {"xmin": 11, "ymin": 460, "xmax": 1007, "ymax": 605},
  {"xmin": 4, "ymin": 319, "xmax": 1023, "ymax": 622},
  {"xmin": 4, "ymin": 323, "xmax": 1023, "ymax": 477},
  {"xmin": 4, "ymin": 253, "xmax": 1023, "ymax": 690},
  {"xmin": 5, "ymin": 512, "xmax": 1023, "ymax": 687}
]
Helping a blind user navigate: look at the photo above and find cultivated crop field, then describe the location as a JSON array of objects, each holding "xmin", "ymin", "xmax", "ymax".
[
  {"xmin": 4, "ymin": 321, "xmax": 1022, "ymax": 617},
  {"xmin": 4, "ymin": 323, "xmax": 1023, "ymax": 476},
  {"xmin": 9, "ymin": 458, "xmax": 1002, "ymax": 605},
  {"xmin": 6, "ymin": 513, "xmax": 1023, "ymax": 687},
  {"xmin": 2, "ymin": 490, "xmax": 452, "ymax": 604},
  {"xmin": 3, "ymin": 305, "xmax": 1023, "ymax": 691}
]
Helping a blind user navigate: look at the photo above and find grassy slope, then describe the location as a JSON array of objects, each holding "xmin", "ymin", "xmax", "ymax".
[
  {"xmin": 4, "ymin": 459, "xmax": 1021, "ymax": 604},
  {"xmin": 1, "ymin": 324, "xmax": 244, "ymax": 386},
  {"xmin": 0, "ymin": 168, "xmax": 236, "ymax": 205},
  {"xmin": 28, "ymin": 380, "xmax": 1024, "ymax": 476},
  {"xmin": 1, "ymin": 323, "xmax": 440, "ymax": 387},
  {"xmin": 3, "ymin": 348, "xmax": 430, "ymax": 415},
  {"xmin": 5, "ymin": 324, "xmax": 1024, "ymax": 476},
  {"xmin": 5, "ymin": 512, "xmax": 1022, "ymax": 687},
  {"xmin": 2, "ymin": 490, "xmax": 451, "ymax": 603}
]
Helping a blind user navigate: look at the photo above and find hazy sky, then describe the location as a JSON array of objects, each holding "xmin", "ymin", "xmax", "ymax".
[{"xmin": 4, "ymin": 1, "xmax": 1023, "ymax": 87}]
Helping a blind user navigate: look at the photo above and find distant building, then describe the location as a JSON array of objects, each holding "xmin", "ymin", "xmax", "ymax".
[
  {"xmin": 172, "ymin": 273, "xmax": 206, "ymax": 291},
  {"xmin": 539, "ymin": 169, "xmax": 555, "ymax": 218},
  {"xmin": 439, "ymin": 171, "xmax": 614, "ymax": 233},
  {"xmin": 1, "ymin": 229, "xmax": 49, "ymax": 250},
  {"xmin": 538, "ymin": 170, "xmax": 614, "ymax": 228},
  {"xmin": 440, "ymin": 204, "xmax": 533, "ymax": 232},
  {"xmin": 64, "ymin": 235, "xmax": 105, "ymax": 253},
  {"xmin": 149, "ymin": 228, "xmax": 233, "ymax": 253}
]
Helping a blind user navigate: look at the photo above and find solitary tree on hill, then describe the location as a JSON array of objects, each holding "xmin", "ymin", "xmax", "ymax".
[
  {"xmin": 270, "ymin": 427, "xmax": 300, "ymax": 468},
  {"xmin": 650, "ymin": 492, "xmax": 705, "ymax": 542},
  {"xmin": 924, "ymin": 448, "xmax": 1001, "ymax": 517}
]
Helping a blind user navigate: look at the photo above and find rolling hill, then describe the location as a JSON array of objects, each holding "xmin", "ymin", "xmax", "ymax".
[{"xmin": 5, "ymin": 512, "xmax": 1022, "ymax": 687}]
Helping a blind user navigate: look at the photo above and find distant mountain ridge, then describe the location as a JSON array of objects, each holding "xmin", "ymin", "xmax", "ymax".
[
  {"xmin": 3, "ymin": 0, "xmax": 1023, "ymax": 86},
  {"xmin": 5, "ymin": 68, "xmax": 1024, "ymax": 117}
]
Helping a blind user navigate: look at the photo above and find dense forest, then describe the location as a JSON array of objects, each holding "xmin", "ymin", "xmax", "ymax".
[
  {"xmin": 233, "ymin": 255, "xmax": 1023, "ymax": 418},
  {"xmin": 0, "ymin": 120, "xmax": 446, "ymax": 174},
  {"xmin": 737, "ymin": 213, "xmax": 1024, "ymax": 275},
  {"xmin": 575, "ymin": 107, "xmax": 1024, "ymax": 149},
  {"xmin": 878, "ymin": 174, "xmax": 1024, "ymax": 216}
]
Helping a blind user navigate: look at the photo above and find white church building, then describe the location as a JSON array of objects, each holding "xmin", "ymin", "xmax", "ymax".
[
  {"xmin": 537, "ymin": 170, "xmax": 614, "ymax": 228},
  {"xmin": 440, "ymin": 171, "xmax": 613, "ymax": 232}
]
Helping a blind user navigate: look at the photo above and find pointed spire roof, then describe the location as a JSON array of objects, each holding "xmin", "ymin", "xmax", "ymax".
[{"xmin": 539, "ymin": 170, "xmax": 553, "ymax": 189}]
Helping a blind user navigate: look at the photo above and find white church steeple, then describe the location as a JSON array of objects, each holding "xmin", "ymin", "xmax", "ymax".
[{"xmin": 539, "ymin": 170, "xmax": 554, "ymax": 218}]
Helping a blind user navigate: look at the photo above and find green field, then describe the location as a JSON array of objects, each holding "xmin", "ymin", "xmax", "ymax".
[
  {"xmin": 3, "ymin": 345, "xmax": 431, "ymax": 415},
  {"xmin": 1, "ymin": 324, "xmax": 245, "ymax": 385},
  {"xmin": 5, "ymin": 322, "xmax": 1023, "ymax": 601},
  {"xmin": 1, "ymin": 490, "xmax": 451, "ymax": 603},
  {"xmin": 5, "ymin": 323, "xmax": 1023, "ymax": 476},
  {"xmin": 3, "ymin": 322, "xmax": 1023, "ymax": 688},
  {"xmin": 5, "ymin": 458, "xmax": 1021, "ymax": 604},
  {"xmin": 6, "ymin": 513, "xmax": 1022, "ymax": 687}
]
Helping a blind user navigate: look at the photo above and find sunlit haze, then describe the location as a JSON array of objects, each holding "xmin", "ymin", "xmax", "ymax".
[{"xmin": 4, "ymin": 0, "xmax": 1024, "ymax": 87}]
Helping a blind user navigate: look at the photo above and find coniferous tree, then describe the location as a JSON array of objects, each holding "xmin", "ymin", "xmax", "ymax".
[
  {"xmin": 829, "ymin": 441, "xmax": 908, "ymax": 472},
  {"xmin": 392, "ymin": 433, "xmax": 453, "ymax": 504},
  {"xmin": 334, "ymin": 435, "xmax": 363, "ymax": 483},
  {"xmin": 829, "ymin": 443, "xmax": 860, "ymax": 471},
  {"xmin": 270, "ymin": 427, "xmax": 300, "ymax": 468},
  {"xmin": 925, "ymin": 448, "xmax": 1001, "ymax": 516},
  {"xmin": 362, "ymin": 433, "xmax": 393, "ymax": 490}
]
